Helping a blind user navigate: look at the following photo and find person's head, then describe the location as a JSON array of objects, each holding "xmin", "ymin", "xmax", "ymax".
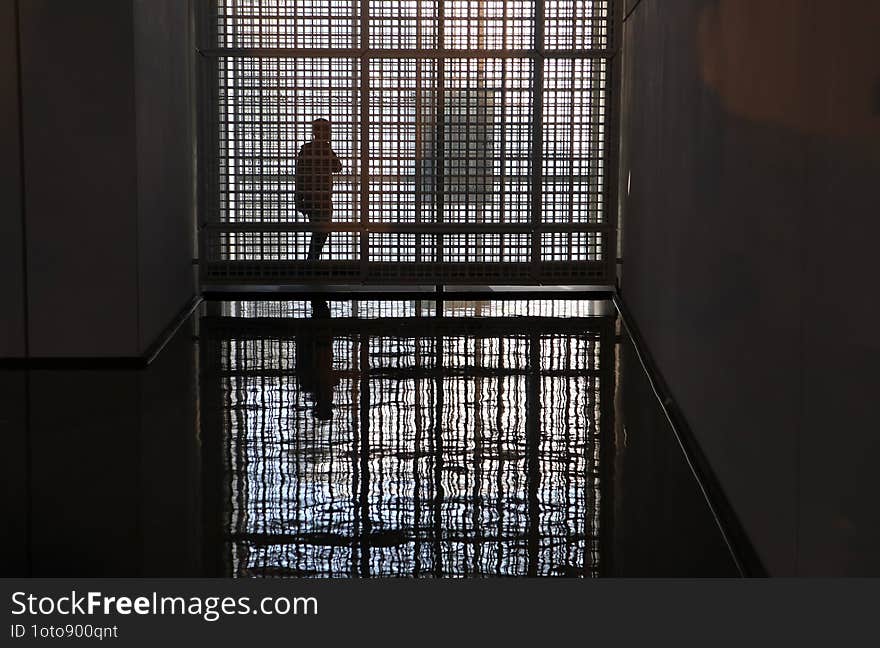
[{"xmin": 312, "ymin": 118, "xmax": 332, "ymax": 142}]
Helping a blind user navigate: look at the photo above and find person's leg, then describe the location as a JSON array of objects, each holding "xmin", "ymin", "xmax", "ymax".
[
  {"xmin": 306, "ymin": 209, "xmax": 330, "ymax": 260},
  {"xmin": 307, "ymin": 231, "xmax": 328, "ymax": 260}
]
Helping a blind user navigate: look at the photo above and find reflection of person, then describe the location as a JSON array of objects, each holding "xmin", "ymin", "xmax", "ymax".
[
  {"xmin": 295, "ymin": 118, "xmax": 343, "ymax": 260},
  {"xmin": 295, "ymin": 300, "xmax": 339, "ymax": 421}
]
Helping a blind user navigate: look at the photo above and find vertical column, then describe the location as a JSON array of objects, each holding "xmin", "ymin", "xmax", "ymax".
[
  {"xmin": 359, "ymin": 0, "xmax": 370, "ymax": 279},
  {"xmin": 133, "ymin": 0, "xmax": 198, "ymax": 352},
  {"xmin": 434, "ymin": 1, "xmax": 446, "ymax": 274},
  {"xmin": 414, "ymin": 2, "xmax": 423, "ymax": 263},
  {"xmin": 195, "ymin": 0, "xmax": 215, "ymax": 284},
  {"xmin": 606, "ymin": 0, "xmax": 623, "ymax": 285},
  {"xmin": 530, "ymin": 0, "xmax": 545, "ymax": 282}
]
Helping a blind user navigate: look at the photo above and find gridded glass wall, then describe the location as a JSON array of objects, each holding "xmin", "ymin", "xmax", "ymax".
[
  {"xmin": 199, "ymin": 1, "xmax": 616, "ymax": 284},
  {"xmin": 199, "ymin": 300, "xmax": 614, "ymax": 577}
]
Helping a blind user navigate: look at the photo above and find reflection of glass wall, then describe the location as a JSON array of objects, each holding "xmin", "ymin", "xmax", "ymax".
[
  {"xmin": 202, "ymin": 1, "xmax": 613, "ymax": 282},
  {"xmin": 201, "ymin": 300, "xmax": 612, "ymax": 577}
]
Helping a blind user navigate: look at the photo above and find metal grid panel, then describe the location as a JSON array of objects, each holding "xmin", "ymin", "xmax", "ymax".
[
  {"xmin": 541, "ymin": 231, "xmax": 604, "ymax": 261},
  {"xmin": 215, "ymin": 56, "xmax": 360, "ymax": 226},
  {"xmin": 200, "ymin": 0, "xmax": 615, "ymax": 284},
  {"xmin": 368, "ymin": 58, "xmax": 436, "ymax": 224},
  {"xmin": 210, "ymin": 231, "xmax": 361, "ymax": 260},
  {"xmin": 368, "ymin": 0, "xmax": 439, "ymax": 49},
  {"xmin": 445, "ymin": 0, "xmax": 535, "ymax": 50},
  {"xmin": 544, "ymin": 0, "xmax": 610, "ymax": 49},
  {"xmin": 201, "ymin": 304, "xmax": 611, "ymax": 577},
  {"xmin": 437, "ymin": 58, "xmax": 533, "ymax": 224},
  {"xmin": 542, "ymin": 58, "xmax": 607, "ymax": 225},
  {"xmin": 215, "ymin": 0, "xmax": 360, "ymax": 48},
  {"xmin": 368, "ymin": 233, "xmax": 438, "ymax": 263}
]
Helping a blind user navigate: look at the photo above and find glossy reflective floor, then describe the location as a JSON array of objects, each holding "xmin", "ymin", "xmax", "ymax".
[{"xmin": 1, "ymin": 299, "xmax": 738, "ymax": 577}]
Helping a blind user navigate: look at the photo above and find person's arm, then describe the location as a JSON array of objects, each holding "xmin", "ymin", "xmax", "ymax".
[
  {"xmin": 295, "ymin": 144, "xmax": 308, "ymax": 178},
  {"xmin": 331, "ymin": 149, "xmax": 343, "ymax": 173},
  {"xmin": 294, "ymin": 144, "xmax": 306, "ymax": 208}
]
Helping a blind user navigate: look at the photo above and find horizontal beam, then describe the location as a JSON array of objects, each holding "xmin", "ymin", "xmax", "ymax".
[
  {"xmin": 203, "ymin": 222, "xmax": 613, "ymax": 233},
  {"xmin": 201, "ymin": 286, "xmax": 616, "ymax": 302},
  {"xmin": 201, "ymin": 261, "xmax": 611, "ymax": 285},
  {"xmin": 210, "ymin": 173, "xmax": 605, "ymax": 180},
  {"xmin": 199, "ymin": 47, "xmax": 617, "ymax": 60}
]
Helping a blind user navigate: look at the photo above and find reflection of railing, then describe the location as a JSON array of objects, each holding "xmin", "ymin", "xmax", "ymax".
[
  {"xmin": 225, "ymin": 174, "xmax": 600, "ymax": 184},
  {"xmin": 199, "ymin": 303, "xmax": 615, "ymax": 577}
]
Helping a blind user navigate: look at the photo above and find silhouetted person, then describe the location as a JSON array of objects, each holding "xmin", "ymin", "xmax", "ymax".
[
  {"xmin": 295, "ymin": 300, "xmax": 339, "ymax": 421},
  {"xmin": 295, "ymin": 118, "xmax": 343, "ymax": 260}
]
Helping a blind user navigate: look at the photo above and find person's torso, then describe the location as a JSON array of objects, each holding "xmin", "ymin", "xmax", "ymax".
[{"xmin": 296, "ymin": 141, "xmax": 337, "ymax": 195}]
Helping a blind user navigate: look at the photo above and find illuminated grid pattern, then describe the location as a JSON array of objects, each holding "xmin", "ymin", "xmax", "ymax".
[
  {"xmin": 445, "ymin": 0, "xmax": 536, "ymax": 49},
  {"xmin": 368, "ymin": 1, "xmax": 440, "ymax": 49},
  {"xmin": 200, "ymin": 1, "xmax": 615, "ymax": 284},
  {"xmin": 544, "ymin": 0, "xmax": 611, "ymax": 49},
  {"xmin": 215, "ymin": 0, "xmax": 361, "ymax": 48},
  {"xmin": 542, "ymin": 58, "xmax": 607, "ymax": 226},
  {"xmin": 200, "ymin": 300, "xmax": 613, "ymax": 577}
]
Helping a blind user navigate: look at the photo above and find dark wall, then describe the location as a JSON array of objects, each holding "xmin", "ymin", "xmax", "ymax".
[
  {"xmin": 133, "ymin": 0, "xmax": 196, "ymax": 354},
  {"xmin": 137, "ymin": 313, "xmax": 201, "ymax": 576},
  {"xmin": 2, "ymin": 0, "xmax": 195, "ymax": 360},
  {"xmin": 28, "ymin": 370, "xmax": 142, "ymax": 576},
  {"xmin": 24, "ymin": 316, "xmax": 199, "ymax": 577},
  {"xmin": 19, "ymin": 0, "xmax": 140, "ymax": 357},
  {"xmin": 0, "ymin": 372, "xmax": 28, "ymax": 576},
  {"xmin": 611, "ymin": 339, "xmax": 739, "ymax": 577},
  {"xmin": 0, "ymin": 0, "xmax": 26, "ymax": 358},
  {"xmin": 619, "ymin": 0, "xmax": 880, "ymax": 575}
]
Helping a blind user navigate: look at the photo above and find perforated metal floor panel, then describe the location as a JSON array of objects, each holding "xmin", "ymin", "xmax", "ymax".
[{"xmin": 198, "ymin": 1, "xmax": 617, "ymax": 285}]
